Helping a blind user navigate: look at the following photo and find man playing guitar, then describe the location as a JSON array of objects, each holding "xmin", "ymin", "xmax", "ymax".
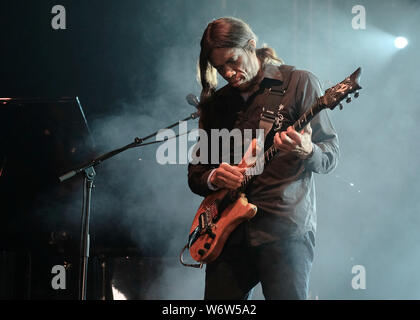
[{"xmin": 187, "ymin": 17, "xmax": 339, "ymax": 300}]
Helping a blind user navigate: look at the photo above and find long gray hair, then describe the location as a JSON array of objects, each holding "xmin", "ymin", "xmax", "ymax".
[{"xmin": 198, "ymin": 17, "xmax": 283, "ymax": 101}]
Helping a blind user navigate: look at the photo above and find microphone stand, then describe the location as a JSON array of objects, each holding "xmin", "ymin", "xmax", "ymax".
[{"xmin": 59, "ymin": 108, "xmax": 199, "ymax": 300}]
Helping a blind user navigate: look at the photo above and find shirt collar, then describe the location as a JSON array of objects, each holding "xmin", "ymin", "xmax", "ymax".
[
  {"xmin": 262, "ymin": 63, "xmax": 285, "ymax": 82},
  {"xmin": 229, "ymin": 63, "xmax": 285, "ymax": 101}
]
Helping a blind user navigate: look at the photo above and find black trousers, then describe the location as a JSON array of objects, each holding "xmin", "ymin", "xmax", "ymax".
[{"xmin": 204, "ymin": 222, "xmax": 315, "ymax": 300}]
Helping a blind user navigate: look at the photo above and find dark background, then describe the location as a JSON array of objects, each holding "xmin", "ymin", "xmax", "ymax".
[{"xmin": 1, "ymin": 0, "xmax": 419, "ymax": 299}]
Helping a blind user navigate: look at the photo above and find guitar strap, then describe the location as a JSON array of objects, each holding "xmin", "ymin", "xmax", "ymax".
[{"xmin": 258, "ymin": 65, "xmax": 296, "ymax": 139}]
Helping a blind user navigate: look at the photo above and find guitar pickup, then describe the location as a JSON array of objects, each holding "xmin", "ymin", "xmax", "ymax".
[
  {"xmin": 199, "ymin": 211, "xmax": 209, "ymax": 230},
  {"xmin": 260, "ymin": 107, "xmax": 277, "ymax": 121}
]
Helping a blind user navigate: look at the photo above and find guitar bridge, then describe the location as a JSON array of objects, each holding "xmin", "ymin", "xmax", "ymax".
[
  {"xmin": 188, "ymin": 208, "xmax": 217, "ymax": 249},
  {"xmin": 188, "ymin": 226, "xmax": 201, "ymax": 248}
]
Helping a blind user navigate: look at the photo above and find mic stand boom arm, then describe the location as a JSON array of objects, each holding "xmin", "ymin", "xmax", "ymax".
[{"xmin": 59, "ymin": 110, "xmax": 199, "ymax": 182}]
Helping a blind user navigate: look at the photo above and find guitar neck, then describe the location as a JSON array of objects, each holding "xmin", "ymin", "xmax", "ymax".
[
  {"xmin": 241, "ymin": 97, "xmax": 323, "ymax": 188},
  {"xmin": 239, "ymin": 66, "xmax": 363, "ymax": 190},
  {"xmin": 293, "ymin": 97, "xmax": 323, "ymax": 132}
]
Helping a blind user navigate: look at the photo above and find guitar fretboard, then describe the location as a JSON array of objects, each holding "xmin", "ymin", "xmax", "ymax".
[{"xmin": 240, "ymin": 97, "xmax": 323, "ymax": 189}]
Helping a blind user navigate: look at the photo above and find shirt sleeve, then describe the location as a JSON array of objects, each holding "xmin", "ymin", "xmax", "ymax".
[
  {"xmin": 188, "ymin": 163, "xmax": 216, "ymax": 197},
  {"xmin": 297, "ymin": 71, "xmax": 340, "ymax": 174},
  {"xmin": 207, "ymin": 169, "xmax": 219, "ymax": 190}
]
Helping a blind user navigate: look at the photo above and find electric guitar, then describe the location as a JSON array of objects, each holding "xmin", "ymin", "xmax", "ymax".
[{"xmin": 180, "ymin": 67, "xmax": 362, "ymax": 268}]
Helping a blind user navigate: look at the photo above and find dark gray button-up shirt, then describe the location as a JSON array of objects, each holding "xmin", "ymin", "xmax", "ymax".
[{"xmin": 188, "ymin": 64, "xmax": 339, "ymax": 246}]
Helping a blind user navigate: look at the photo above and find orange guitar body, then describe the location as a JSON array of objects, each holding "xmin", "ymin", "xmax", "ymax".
[
  {"xmin": 187, "ymin": 138, "xmax": 260, "ymax": 264},
  {"xmin": 188, "ymin": 189, "xmax": 257, "ymax": 263}
]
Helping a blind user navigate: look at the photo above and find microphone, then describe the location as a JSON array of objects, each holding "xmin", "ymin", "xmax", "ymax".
[
  {"xmin": 186, "ymin": 94, "xmax": 200, "ymax": 119},
  {"xmin": 186, "ymin": 94, "xmax": 200, "ymax": 108}
]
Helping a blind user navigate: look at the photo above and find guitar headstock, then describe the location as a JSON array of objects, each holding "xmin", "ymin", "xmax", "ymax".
[{"xmin": 321, "ymin": 67, "xmax": 362, "ymax": 110}]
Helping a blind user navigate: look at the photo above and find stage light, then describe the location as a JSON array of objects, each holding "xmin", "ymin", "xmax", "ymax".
[
  {"xmin": 111, "ymin": 285, "xmax": 127, "ymax": 300},
  {"xmin": 394, "ymin": 36, "xmax": 408, "ymax": 49}
]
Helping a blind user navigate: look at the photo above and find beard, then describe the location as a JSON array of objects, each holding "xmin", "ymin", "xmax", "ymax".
[{"xmin": 235, "ymin": 67, "xmax": 264, "ymax": 93}]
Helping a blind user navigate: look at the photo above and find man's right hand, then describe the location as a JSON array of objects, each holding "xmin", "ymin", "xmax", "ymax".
[{"xmin": 210, "ymin": 162, "xmax": 246, "ymax": 190}]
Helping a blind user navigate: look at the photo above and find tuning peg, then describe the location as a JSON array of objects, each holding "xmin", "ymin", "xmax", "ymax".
[
  {"xmin": 339, "ymin": 103, "xmax": 343, "ymax": 110},
  {"xmin": 354, "ymin": 91, "xmax": 359, "ymax": 98},
  {"xmin": 346, "ymin": 96, "xmax": 352, "ymax": 103}
]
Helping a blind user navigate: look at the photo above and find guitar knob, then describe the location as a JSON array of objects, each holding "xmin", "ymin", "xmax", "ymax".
[
  {"xmin": 346, "ymin": 97, "xmax": 352, "ymax": 103},
  {"xmin": 207, "ymin": 231, "xmax": 216, "ymax": 239},
  {"xmin": 354, "ymin": 91, "xmax": 359, "ymax": 98},
  {"xmin": 198, "ymin": 249, "xmax": 205, "ymax": 256},
  {"xmin": 204, "ymin": 243, "xmax": 211, "ymax": 249}
]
